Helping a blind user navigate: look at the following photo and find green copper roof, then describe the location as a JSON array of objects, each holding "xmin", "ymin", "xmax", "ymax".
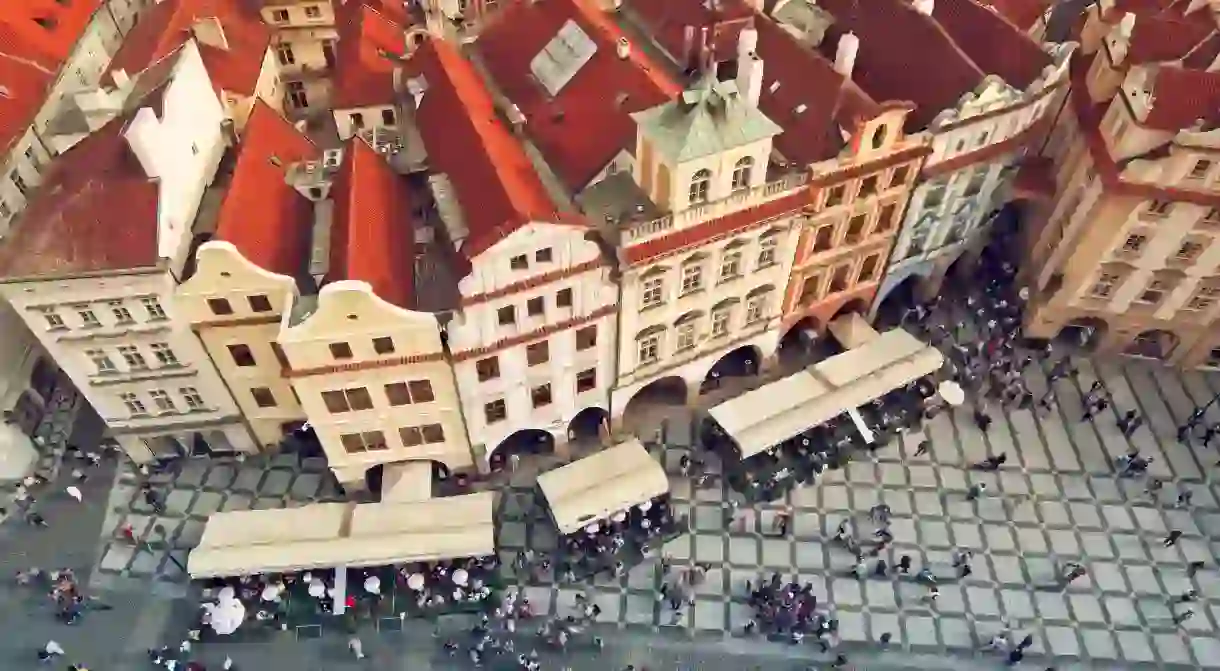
[{"xmin": 630, "ymin": 75, "xmax": 782, "ymax": 163}]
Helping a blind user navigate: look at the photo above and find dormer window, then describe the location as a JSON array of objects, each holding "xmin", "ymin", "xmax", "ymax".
[
  {"xmin": 689, "ymin": 169, "xmax": 711, "ymax": 204},
  {"xmin": 1189, "ymin": 159, "xmax": 1212, "ymax": 180},
  {"xmin": 871, "ymin": 124, "xmax": 888, "ymax": 150},
  {"xmin": 731, "ymin": 157, "xmax": 753, "ymax": 191}
]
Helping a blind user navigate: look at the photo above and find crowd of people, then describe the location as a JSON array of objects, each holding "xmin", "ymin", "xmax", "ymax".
[{"xmin": 549, "ymin": 496, "xmax": 682, "ymax": 582}]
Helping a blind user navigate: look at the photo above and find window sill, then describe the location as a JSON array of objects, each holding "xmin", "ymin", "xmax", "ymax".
[
  {"xmin": 678, "ymin": 288, "xmax": 705, "ymax": 300},
  {"xmin": 639, "ymin": 302, "xmax": 664, "ymax": 314}
]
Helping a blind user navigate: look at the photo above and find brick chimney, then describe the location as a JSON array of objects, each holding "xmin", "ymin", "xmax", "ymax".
[
  {"xmin": 735, "ymin": 26, "xmax": 763, "ymax": 107},
  {"xmin": 191, "ymin": 16, "xmax": 229, "ymax": 52}
]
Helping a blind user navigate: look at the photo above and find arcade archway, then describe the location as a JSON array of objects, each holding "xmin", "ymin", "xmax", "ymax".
[
  {"xmin": 489, "ymin": 428, "xmax": 555, "ymax": 471},
  {"xmin": 700, "ymin": 345, "xmax": 762, "ymax": 394},
  {"xmin": 1055, "ymin": 317, "xmax": 1108, "ymax": 352},
  {"xmin": 875, "ymin": 274, "xmax": 922, "ymax": 326},
  {"xmin": 567, "ymin": 406, "xmax": 609, "ymax": 444},
  {"xmin": 1125, "ymin": 329, "xmax": 1179, "ymax": 360},
  {"xmin": 619, "ymin": 376, "xmax": 687, "ymax": 435}
]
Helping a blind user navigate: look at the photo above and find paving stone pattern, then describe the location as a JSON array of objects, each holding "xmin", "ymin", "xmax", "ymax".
[{"xmin": 0, "ymin": 385, "xmax": 81, "ymax": 523}]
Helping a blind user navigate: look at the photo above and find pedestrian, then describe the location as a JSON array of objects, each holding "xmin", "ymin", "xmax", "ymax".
[
  {"xmin": 1017, "ymin": 634, "xmax": 1033, "ymax": 650},
  {"xmin": 1177, "ymin": 490, "xmax": 1194, "ymax": 508},
  {"xmin": 1179, "ymin": 589, "xmax": 1199, "ymax": 603},
  {"xmin": 65, "ymin": 485, "xmax": 82, "ymax": 503},
  {"xmin": 1188, "ymin": 560, "xmax": 1206, "ymax": 577},
  {"xmin": 40, "ymin": 640, "xmax": 65, "ymax": 661},
  {"xmin": 966, "ymin": 483, "xmax": 987, "ymax": 501},
  {"xmin": 914, "ymin": 440, "xmax": 931, "ymax": 457},
  {"xmin": 1006, "ymin": 648, "xmax": 1025, "ymax": 666},
  {"xmin": 898, "ymin": 554, "xmax": 912, "ymax": 574},
  {"xmin": 348, "ymin": 636, "xmax": 365, "ymax": 659},
  {"xmin": 879, "ymin": 631, "xmax": 892, "ymax": 647},
  {"xmin": 1173, "ymin": 608, "xmax": 1195, "ymax": 625},
  {"xmin": 1145, "ymin": 479, "xmax": 1163, "ymax": 498},
  {"xmin": 1164, "ymin": 530, "xmax": 1183, "ymax": 547},
  {"xmin": 223, "ymin": 657, "xmax": 234, "ymax": 670},
  {"xmin": 923, "ymin": 585, "xmax": 940, "ymax": 605}
]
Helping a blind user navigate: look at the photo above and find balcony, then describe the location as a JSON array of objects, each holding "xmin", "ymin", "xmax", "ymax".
[
  {"xmin": 623, "ymin": 173, "xmax": 810, "ymax": 246},
  {"xmin": 280, "ymin": 63, "xmax": 331, "ymax": 83}
]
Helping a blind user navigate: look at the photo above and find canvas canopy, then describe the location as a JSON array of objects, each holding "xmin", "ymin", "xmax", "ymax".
[
  {"xmin": 828, "ymin": 312, "xmax": 881, "ymax": 350},
  {"xmin": 536, "ymin": 439, "xmax": 669, "ymax": 535},
  {"xmin": 187, "ymin": 492, "xmax": 496, "ymax": 578}
]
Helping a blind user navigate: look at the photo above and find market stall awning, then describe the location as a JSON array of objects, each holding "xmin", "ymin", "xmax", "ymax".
[{"xmin": 536, "ymin": 439, "xmax": 669, "ymax": 535}]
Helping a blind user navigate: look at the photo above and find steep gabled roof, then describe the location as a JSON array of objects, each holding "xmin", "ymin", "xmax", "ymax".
[
  {"xmin": 326, "ymin": 139, "xmax": 416, "ymax": 309},
  {"xmin": 403, "ymin": 38, "xmax": 572, "ymax": 261},
  {"xmin": 331, "ymin": 2, "xmax": 406, "ymax": 110},
  {"xmin": 107, "ymin": 0, "xmax": 271, "ymax": 97},
  {"xmin": 0, "ymin": 0, "xmax": 103, "ymax": 64},
  {"xmin": 0, "ymin": 43, "xmax": 56, "ymax": 155},
  {"xmin": 213, "ymin": 101, "xmax": 318, "ymax": 277},
  {"xmin": 626, "ymin": 0, "xmax": 755, "ymax": 64},
  {"xmin": 931, "ymin": 0, "xmax": 1052, "ymax": 91},
  {"xmin": 1142, "ymin": 65, "xmax": 1220, "ymax": 131},
  {"xmin": 981, "ymin": 0, "xmax": 1055, "ymax": 31},
  {"xmin": 476, "ymin": 0, "xmax": 681, "ymax": 189}
]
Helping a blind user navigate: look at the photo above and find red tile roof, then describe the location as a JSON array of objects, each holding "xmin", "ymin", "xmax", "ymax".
[
  {"xmin": 337, "ymin": 0, "xmax": 414, "ymax": 26},
  {"xmin": 817, "ymin": 0, "xmax": 985, "ymax": 131},
  {"xmin": 0, "ymin": 44, "xmax": 56, "ymax": 155},
  {"xmin": 1182, "ymin": 30, "xmax": 1220, "ymax": 70},
  {"xmin": 931, "ymin": 0, "xmax": 1052, "ymax": 91},
  {"xmin": 0, "ymin": 101, "xmax": 165, "ymax": 278},
  {"xmin": 980, "ymin": 0, "xmax": 1054, "ymax": 31},
  {"xmin": 403, "ymin": 38, "xmax": 572, "ymax": 261},
  {"xmin": 625, "ymin": 0, "xmax": 755, "ymax": 65},
  {"xmin": 0, "ymin": 0, "xmax": 103, "ymax": 63},
  {"xmin": 214, "ymin": 101, "xmax": 318, "ymax": 277},
  {"xmin": 476, "ymin": 0, "xmax": 681, "ymax": 189},
  {"xmin": 1142, "ymin": 65, "xmax": 1220, "ymax": 131},
  {"xmin": 331, "ymin": 2, "xmax": 406, "ymax": 110},
  {"xmin": 107, "ymin": 0, "xmax": 271, "ymax": 97},
  {"xmin": 1126, "ymin": 14, "xmax": 1215, "ymax": 64},
  {"xmin": 326, "ymin": 138, "xmax": 416, "ymax": 309}
]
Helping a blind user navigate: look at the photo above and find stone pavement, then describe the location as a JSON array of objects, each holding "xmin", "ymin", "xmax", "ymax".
[{"xmin": 0, "ymin": 383, "xmax": 83, "ymax": 523}]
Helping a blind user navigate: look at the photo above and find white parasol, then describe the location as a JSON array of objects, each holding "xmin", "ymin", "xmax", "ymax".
[
  {"xmin": 218, "ymin": 586, "xmax": 236, "ymax": 602},
  {"xmin": 452, "ymin": 568, "xmax": 469, "ymax": 587},
  {"xmin": 937, "ymin": 380, "xmax": 965, "ymax": 407},
  {"xmin": 363, "ymin": 575, "xmax": 381, "ymax": 595},
  {"xmin": 207, "ymin": 595, "xmax": 247, "ymax": 636},
  {"xmin": 584, "ymin": 523, "xmax": 600, "ymax": 535},
  {"xmin": 407, "ymin": 573, "xmax": 426, "ymax": 591},
  {"xmin": 638, "ymin": 501, "xmax": 652, "ymax": 512},
  {"xmin": 308, "ymin": 581, "xmax": 326, "ymax": 598},
  {"xmin": 611, "ymin": 511, "xmax": 627, "ymax": 523},
  {"xmin": 260, "ymin": 585, "xmax": 280, "ymax": 602}
]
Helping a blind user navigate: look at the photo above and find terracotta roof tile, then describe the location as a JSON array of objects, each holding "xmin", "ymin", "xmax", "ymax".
[
  {"xmin": 817, "ymin": 0, "xmax": 985, "ymax": 131},
  {"xmin": 979, "ymin": 0, "xmax": 1054, "ymax": 31},
  {"xmin": 0, "ymin": 0, "xmax": 103, "ymax": 63},
  {"xmin": 1126, "ymin": 15, "xmax": 1215, "ymax": 64},
  {"xmin": 476, "ymin": 0, "xmax": 681, "ymax": 189},
  {"xmin": 214, "ymin": 101, "xmax": 318, "ymax": 277},
  {"xmin": 403, "ymin": 38, "xmax": 572, "ymax": 262},
  {"xmin": 0, "ymin": 103, "xmax": 163, "ymax": 278},
  {"xmin": 625, "ymin": 0, "xmax": 755, "ymax": 65},
  {"xmin": 931, "ymin": 0, "xmax": 1052, "ymax": 91},
  {"xmin": 1182, "ymin": 30, "xmax": 1220, "ymax": 69},
  {"xmin": 1143, "ymin": 65, "xmax": 1220, "ymax": 131},
  {"xmin": 326, "ymin": 138, "xmax": 416, "ymax": 309},
  {"xmin": 331, "ymin": 3, "xmax": 406, "ymax": 110},
  {"xmin": 107, "ymin": 0, "xmax": 271, "ymax": 97},
  {"xmin": 0, "ymin": 43, "xmax": 57, "ymax": 155}
]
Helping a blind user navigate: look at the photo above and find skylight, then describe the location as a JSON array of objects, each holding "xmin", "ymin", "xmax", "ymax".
[{"xmin": 530, "ymin": 19, "xmax": 598, "ymax": 97}]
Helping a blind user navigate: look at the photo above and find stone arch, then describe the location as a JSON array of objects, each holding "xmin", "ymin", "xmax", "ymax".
[
  {"xmin": 700, "ymin": 344, "xmax": 763, "ymax": 395},
  {"xmin": 778, "ymin": 316, "xmax": 822, "ymax": 367},
  {"xmin": 364, "ymin": 464, "xmax": 384, "ymax": 499},
  {"xmin": 1055, "ymin": 316, "xmax": 1108, "ymax": 352},
  {"xmin": 488, "ymin": 428, "xmax": 555, "ymax": 471},
  {"xmin": 619, "ymin": 376, "xmax": 688, "ymax": 435},
  {"xmin": 568, "ymin": 406, "xmax": 609, "ymax": 444},
  {"xmin": 873, "ymin": 271, "xmax": 926, "ymax": 323},
  {"xmin": 830, "ymin": 298, "xmax": 870, "ymax": 322},
  {"xmin": 1125, "ymin": 329, "xmax": 1179, "ymax": 360}
]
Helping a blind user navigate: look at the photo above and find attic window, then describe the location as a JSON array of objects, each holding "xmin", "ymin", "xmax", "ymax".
[{"xmin": 34, "ymin": 16, "xmax": 56, "ymax": 29}]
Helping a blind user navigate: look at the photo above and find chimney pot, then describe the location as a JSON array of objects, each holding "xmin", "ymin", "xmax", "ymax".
[
  {"xmin": 617, "ymin": 36, "xmax": 631, "ymax": 59},
  {"xmin": 834, "ymin": 32, "xmax": 859, "ymax": 77}
]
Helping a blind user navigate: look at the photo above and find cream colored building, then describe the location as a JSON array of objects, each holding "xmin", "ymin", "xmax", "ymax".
[
  {"xmin": 258, "ymin": 0, "xmax": 338, "ymax": 117},
  {"xmin": 0, "ymin": 43, "xmax": 256, "ymax": 463},
  {"xmin": 1021, "ymin": 0, "xmax": 1220, "ymax": 368}
]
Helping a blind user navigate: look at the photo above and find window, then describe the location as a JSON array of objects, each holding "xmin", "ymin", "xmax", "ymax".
[
  {"xmin": 141, "ymin": 297, "xmax": 167, "ymax": 319},
  {"xmin": 845, "ymin": 215, "xmax": 867, "ymax": 244},
  {"xmin": 247, "ymin": 295, "xmax": 272, "ymax": 313},
  {"xmin": 680, "ymin": 263, "xmax": 703, "ymax": 294},
  {"xmin": 858, "ymin": 254, "xmax": 880, "ymax": 282},
  {"xmin": 813, "ymin": 225, "xmax": 834, "ymax": 252},
  {"xmin": 1205, "ymin": 208, "xmax": 1220, "ymax": 227},
  {"xmin": 1121, "ymin": 234, "xmax": 1147, "ymax": 254},
  {"xmin": 421, "ymin": 424, "xmax": 445, "ymax": 443},
  {"xmin": 150, "ymin": 343, "xmax": 178, "ymax": 366},
  {"xmin": 510, "ymin": 255, "xmax": 528, "ymax": 270},
  {"xmin": 372, "ymin": 336, "xmax": 395, "ymax": 354},
  {"xmin": 757, "ymin": 236, "xmax": 777, "ymax": 267},
  {"xmin": 1136, "ymin": 278, "xmax": 1172, "ymax": 306},
  {"xmin": 385, "ymin": 382, "xmax": 411, "ymax": 406},
  {"xmin": 536, "ymin": 247, "xmax": 553, "ymax": 263},
  {"xmin": 329, "ymin": 342, "xmax": 353, "ymax": 359},
  {"xmin": 719, "ymin": 251, "xmax": 741, "ymax": 282},
  {"xmin": 1090, "ymin": 271, "xmax": 1123, "ymax": 298},
  {"xmin": 287, "ymin": 81, "xmax": 308, "ymax": 108},
  {"xmin": 110, "ymin": 302, "xmax": 134, "ymax": 323},
  {"xmin": 859, "ymin": 176, "xmax": 878, "ymax": 197},
  {"xmin": 745, "ymin": 294, "xmax": 765, "ymax": 323},
  {"xmin": 527, "ymin": 296, "xmax": 545, "ymax": 316},
  {"xmin": 305, "ymin": 5, "xmax": 322, "ymax": 17},
  {"xmin": 824, "ymin": 186, "xmax": 844, "ymax": 208},
  {"xmin": 350, "ymin": 112, "xmax": 364, "ymax": 128},
  {"xmin": 11, "ymin": 172, "xmax": 28, "ymax": 197},
  {"xmin": 118, "ymin": 345, "xmax": 147, "ymax": 369},
  {"xmin": 1190, "ymin": 159, "xmax": 1212, "ymax": 180},
  {"xmin": 1145, "ymin": 200, "xmax": 1172, "ymax": 217},
  {"xmin": 381, "ymin": 108, "xmax": 396, "ymax": 125},
  {"xmin": 149, "ymin": 390, "xmax": 175, "ymax": 412},
  {"xmin": 120, "ymin": 392, "xmax": 146, "ymax": 415},
  {"xmin": 689, "ymin": 169, "xmax": 711, "ymax": 204},
  {"xmin": 400, "ymin": 426, "xmax": 424, "ymax": 447},
  {"xmin": 321, "ymin": 387, "xmax": 373, "ymax": 413},
  {"xmin": 576, "ymin": 325, "xmax": 597, "ymax": 350},
  {"xmin": 87, "ymin": 349, "xmax": 115, "ymax": 374},
  {"xmin": 271, "ymin": 8, "xmax": 288, "ymax": 21},
  {"xmin": 876, "ymin": 204, "xmax": 897, "ymax": 233},
  {"xmin": 556, "ymin": 288, "xmax": 573, "ymax": 308},
  {"xmin": 871, "ymin": 124, "xmax": 888, "ymax": 149},
  {"xmin": 829, "ymin": 265, "xmax": 851, "ymax": 293},
  {"xmin": 180, "ymin": 387, "xmax": 205, "ymax": 410},
  {"xmin": 676, "ymin": 322, "xmax": 697, "ymax": 350},
  {"xmin": 228, "ymin": 344, "xmax": 256, "ymax": 367},
  {"xmin": 476, "ymin": 356, "xmax": 500, "ymax": 381},
  {"xmin": 43, "ymin": 312, "xmax": 64, "ymax": 329},
  {"xmin": 798, "ymin": 275, "xmax": 822, "ymax": 304},
  {"xmin": 531, "ymin": 384, "xmax": 553, "ymax": 408},
  {"xmin": 891, "ymin": 165, "xmax": 909, "ymax": 186},
  {"xmin": 1175, "ymin": 240, "xmax": 1207, "ymax": 264},
  {"xmin": 637, "ymin": 333, "xmax": 660, "ymax": 364},
  {"xmin": 576, "ymin": 368, "xmax": 597, "ymax": 393},
  {"xmin": 484, "ymin": 399, "xmax": 507, "ymax": 424},
  {"xmin": 208, "ymin": 298, "xmax": 233, "ymax": 315},
  {"xmin": 923, "ymin": 185, "xmax": 945, "ymax": 209},
  {"xmin": 731, "ymin": 157, "xmax": 754, "ymax": 190},
  {"xmin": 963, "ymin": 170, "xmax": 987, "ymax": 197},
  {"xmin": 497, "ymin": 306, "xmax": 516, "ymax": 325},
  {"xmin": 641, "ymin": 277, "xmax": 664, "ymax": 308},
  {"xmin": 404, "ymin": 380, "xmax": 433, "ymax": 404},
  {"xmin": 251, "ymin": 387, "xmax": 277, "ymax": 408},
  {"xmin": 711, "ymin": 308, "xmax": 731, "ymax": 337},
  {"xmin": 340, "ymin": 431, "xmax": 388, "ymax": 453},
  {"xmin": 274, "ymin": 42, "xmax": 294, "ymax": 65},
  {"xmin": 0, "ymin": 201, "xmax": 9, "ymax": 219},
  {"xmin": 526, "ymin": 341, "xmax": 549, "ymax": 366}
]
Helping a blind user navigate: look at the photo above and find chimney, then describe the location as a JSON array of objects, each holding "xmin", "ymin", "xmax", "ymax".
[
  {"xmin": 191, "ymin": 16, "xmax": 229, "ymax": 51},
  {"xmin": 735, "ymin": 27, "xmax": 763, "ymax": 107},
  {"xmin": 682, "ymin": 25, "xmax": 696, "ymax": 67},
  {"xmin": 912, "ymin": 0, "xmax": 934, "ymax": 16},
  {"xmin": 111, "ymin": 68, "xmax": 132, "ymax": 91},
  {"xmin": 834, "ymin": 32, "xmax": 859, "ymax": 77},
  {"xmin": 616, "ymin": 36, "xmax": 631, "ymax": 59}
]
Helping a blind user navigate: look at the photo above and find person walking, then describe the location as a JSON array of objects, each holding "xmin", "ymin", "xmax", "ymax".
[
  {"xmin": 65, "ymin": 485, "xmax": 82, "ymax": 503},
  {"xmin": 348, "ymin": 636, "xmax": 366, "ymax": 659},
  {"xmin": 966, "ymin": 483, "xmax": 987, "ymax": 501},
  {"xmin": 1164, "ymin": 530, "xmax": 1183, "ymax": 547}
]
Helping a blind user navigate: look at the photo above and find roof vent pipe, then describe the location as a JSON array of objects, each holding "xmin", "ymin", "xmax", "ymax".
[
  {"xmin": 834, "ymin": 32, "xmax": 859, "ymax": 77},
  {"xmin": 617, "ymin": 36, "xmax": 630, "ymax": 59}
]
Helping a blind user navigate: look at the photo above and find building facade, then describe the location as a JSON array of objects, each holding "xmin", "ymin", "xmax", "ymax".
[
  {"xmin": 1020, "ymin": 0, "xmax": 1220, "ymax": 369},
  {"xmin": 0, "ymin": 43, "xmax": 256, "ymax": 463},
  {"xmin": 259, "ymin": 0, "xmax": 339, "ymax": 118}
]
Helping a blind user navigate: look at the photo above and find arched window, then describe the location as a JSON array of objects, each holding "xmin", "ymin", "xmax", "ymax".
[
  {"xmin": 688, "ymin": 169, "xmax": 712, "ymax": 204},
  {"xmin": 871, "ymin": 124, "xmax": 888, "ymax": 149},
  {"xmin": 731, "ymin": 157, "xmax": 754, "ymax": 191}
]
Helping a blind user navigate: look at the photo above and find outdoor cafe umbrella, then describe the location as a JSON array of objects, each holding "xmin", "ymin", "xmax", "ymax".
[
  {"xmin": 452, "ymin": 568, "xmax": 469, "ymax": 587},
  {"xmin": 638, "ymin": 501, "xmax": 652, "ymax": 512},
  {"xmin": 308, "ymin": 581, "xmax": 326, "ymax": 598},
  {"xmin": 260, "ymin": 585, "xmax": 281, "ymax": 602},
  {"xmin": 363, "ymin": 575, "xmax": 381, "ymax": 595},
  {"xmin": 584, "ymin": 523, "xmax": 600, "ymax": 535},
  {"xmin": 406, "ymin": 573, "xmax": 426, "ymax": 591},
  {"xmin": 611, "ymin": 511, "xmax": 627, "ymax": 523},
  {"xmin": 937, "ymin": 380, "xmax": 965, "ymax": 407},
  {"xmin": 206, "ymin": 594, "xmax": 247, "ymax": 636}
]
